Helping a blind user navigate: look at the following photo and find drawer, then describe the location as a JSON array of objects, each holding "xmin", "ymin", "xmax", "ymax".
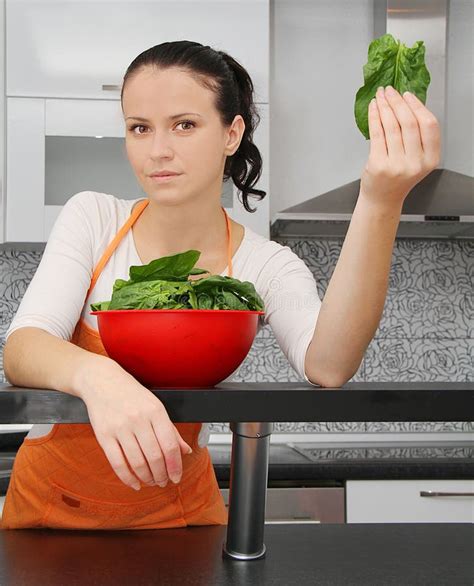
[
  {"xmin": 346, "ymin": 479, "xmax": 474, "ymax": 523},
  {"xmin": 220, "ymin": 487, "xmax": 345, "ymax": 524}
]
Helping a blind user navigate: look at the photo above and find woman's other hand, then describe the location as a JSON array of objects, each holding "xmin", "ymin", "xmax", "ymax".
[{"xmin": 78, "ymin": 360, "xmax": 193, "ymax": 491}]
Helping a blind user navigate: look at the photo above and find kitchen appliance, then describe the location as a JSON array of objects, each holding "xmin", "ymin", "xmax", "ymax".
[{"xmin": 271, "ymin": 0, "xmax": 474, "ymax": 240}]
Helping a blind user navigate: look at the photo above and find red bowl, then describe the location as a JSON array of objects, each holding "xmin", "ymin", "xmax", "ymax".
[{"xmin": 90, "ymin": 308, "xmax": 265, "ymax": 389}]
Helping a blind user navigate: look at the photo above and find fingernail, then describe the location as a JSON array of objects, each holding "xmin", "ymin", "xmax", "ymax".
[
  {"xmin": 385, "ymin": 85, "xmax": 396, "ymax": 96},
  {"xmin": 170, "ymin": 475, "xmax": 181, "ymax": 484},
  {"xmin": 132, "ymin": 483, "xmax": 141, "ymax": 491},
  {"xmin": 403, "ymin": 90, "xmax": 415, "ymax": 100},
  {"xmin": 187, "ymin": 446, "xmax": 193, "ymax": 454},
  {"xmin": 158, "ymin": 480, "xmax": 168, "ymax": 488},
  {"xmin": 377, "ymin": 86, "xmax": 384, "ymax": 96}
]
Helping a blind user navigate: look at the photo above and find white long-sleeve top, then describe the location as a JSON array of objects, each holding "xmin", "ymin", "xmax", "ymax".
[{"xmin": 6, "ymin": 191, "xmax": 322, "ymax": 445}]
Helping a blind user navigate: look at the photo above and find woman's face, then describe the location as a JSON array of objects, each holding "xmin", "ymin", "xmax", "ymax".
[{"xmin": 122, "ymin": 66, "xmax": 244, "ymax": 206}]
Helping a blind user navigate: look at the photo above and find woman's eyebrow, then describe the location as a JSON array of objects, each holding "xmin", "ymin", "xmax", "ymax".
[{"xmin": 126, "ymin": 113, "xmax": 203, "ymax": 122}]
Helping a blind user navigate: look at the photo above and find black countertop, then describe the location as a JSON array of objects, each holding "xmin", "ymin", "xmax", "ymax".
[
  {"xmin": 0, "ymin": 523, "xmax": 471, "ymax": 585},
  {"xmin": 0, "ymin": 381, "xmax": 472, "ymax": 423}
]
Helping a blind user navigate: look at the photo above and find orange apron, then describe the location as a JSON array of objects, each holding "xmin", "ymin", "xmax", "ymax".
[{"xmin": 1, "ymin": 199, "xmax": 232, "ymax": 530}]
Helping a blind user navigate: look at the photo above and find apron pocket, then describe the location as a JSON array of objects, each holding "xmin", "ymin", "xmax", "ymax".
[{"xmin": 41, "ymin": 481, "xmax": 187, "ymax": 530}]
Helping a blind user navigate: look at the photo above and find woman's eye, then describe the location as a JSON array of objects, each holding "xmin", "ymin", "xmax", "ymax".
[
  {"xmin": 128, "ymin": 120, "xmax": 195, "ymax": 135},
  {"xmin": 176, "ymin": 120, "xmax": 196, "ymax": 131},
  {"xmin": 128, "ymin": 124, "xmax": 147, "ymax": 134}
]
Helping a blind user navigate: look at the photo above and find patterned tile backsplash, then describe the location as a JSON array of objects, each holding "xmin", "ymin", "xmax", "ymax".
[{"xmin": 1, "ymin": 238, "xmax": 472, "ymax": 435}]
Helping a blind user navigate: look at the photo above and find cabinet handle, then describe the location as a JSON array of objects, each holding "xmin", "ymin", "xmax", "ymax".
[
  {"xmin": 420, "ymin": 491, "xmax": 474, "ymax": 497},
  {"xmin": 265, "ymin": 519, "xmax": 321, "ymax": 524},
  {"xmin": 102, "ymin": 84, "xmax": 121, "ymax": 91}
]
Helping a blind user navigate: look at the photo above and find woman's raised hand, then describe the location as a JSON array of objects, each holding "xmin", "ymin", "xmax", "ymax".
[{"xmin": 360, "ymin": 85, "xmax": 441, "ymax": 210}]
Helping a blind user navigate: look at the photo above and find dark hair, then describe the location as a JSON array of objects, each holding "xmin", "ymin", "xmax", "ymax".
[{"xmin": 121, "ymin": 40, "xmax": 266, "ymax": 213}]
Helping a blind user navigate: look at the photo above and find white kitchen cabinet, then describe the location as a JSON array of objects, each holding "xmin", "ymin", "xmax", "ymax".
[
  {"xmin": 6, "ymin": 0, "xmax": 269, "ymax": 103},
  {"xmin": 4, "ymin": 97, "xmax": 269, "ymax": 243},
  {"xmin": 346, "ymin": 479, "xmax": 474, "ymax": 524}
]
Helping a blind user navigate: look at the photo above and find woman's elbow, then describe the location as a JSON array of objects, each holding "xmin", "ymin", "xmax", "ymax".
[{"xmin": 306, "ymin": 368, "xmax": 347, "ymax": 388}]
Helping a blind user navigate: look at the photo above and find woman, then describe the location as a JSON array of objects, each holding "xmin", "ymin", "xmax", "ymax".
[{"xmin": 2, "ymin": 41, "xmax": 440, "ymax": 530}]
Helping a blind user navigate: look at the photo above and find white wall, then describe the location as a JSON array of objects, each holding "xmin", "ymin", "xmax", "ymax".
[
  {"xmin": 445, "ymin": 0, "xmax": 474, "ymax": 176},
  {"xmin": 269, "ymin": 0, "xmax": 374, "ymax": 219}
]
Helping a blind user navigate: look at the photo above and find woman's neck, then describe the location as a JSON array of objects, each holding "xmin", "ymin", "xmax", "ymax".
[{"xmin": 135, "ymin": 198, "xmax": 229, "ymax": 257}]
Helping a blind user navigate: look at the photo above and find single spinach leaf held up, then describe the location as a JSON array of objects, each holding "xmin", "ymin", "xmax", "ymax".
[
  {"xmin": 355, "ymin": 33, "xmax": 431, "ymax": 139},
  {"xmin": 90, "ymin": 249, "xmax": 265, "ymax": 312}
]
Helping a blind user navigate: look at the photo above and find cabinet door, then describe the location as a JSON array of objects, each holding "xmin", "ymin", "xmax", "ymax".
[
  {"xmin": 5, "ymin": 97, "xmax": 137, "ymax": 242},
  {"xmin": 346, "ymin": 479, "xmax": 474, "ymax": 523},
  {"xmin": 6, "ymin": 0, "xmax": 269, "ymax": 102}
]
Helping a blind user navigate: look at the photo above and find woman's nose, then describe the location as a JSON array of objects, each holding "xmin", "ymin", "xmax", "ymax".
[{"xmin": 148, "ymin": 132, "xmax": 174, "ymax": 157}]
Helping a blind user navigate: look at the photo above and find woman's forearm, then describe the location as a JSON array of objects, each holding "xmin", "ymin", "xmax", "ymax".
[
  {"xmin": 3, "ymin": 326, "xmax": 120, "ymax": 398},
  {"xmin": 305, "ymin": 193, "xmax": 403, "ymax": 387}
]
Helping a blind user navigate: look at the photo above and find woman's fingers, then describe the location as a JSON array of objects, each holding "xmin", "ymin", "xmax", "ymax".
[
  {"xmin": 174, "ymin": 426, "xmax": 193, "ymax": 455},
  {"xmin": 401, "ymin": 90, "xmax": 441, "ymax": 168},
  {"xmin": 384, "ymin": 85, "xmax": 424, "ymax": 160},
  {"xmin": 151, "ymin": 418, "xmax": 184, "ymax": 485},
  {"xmin": 133, "ymin": 423, "xmax": 169, "ymax": 487},
  {"xmin": 375, "ymin": 86, "xmax": 404, "ymax": 160},
  {"xmin": 362, "ymin": 85, "xmax": 441, "ymax": 207},
  {"xmin": 102, "ymin": 438, "xmax": 143, "ymax": 491},
  {"xmin": 105, "ymin": 423, "xmax": 192, "ymax": 491},
  {"xmin": 368, "ymin": 96, "xmax": 387, "ymax": 159}
]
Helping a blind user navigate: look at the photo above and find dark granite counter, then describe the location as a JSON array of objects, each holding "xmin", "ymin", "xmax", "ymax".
[
  {"xmin": 209, "ymin": 441, "xmax": 474, "ymax": 483},
  {"xmin": 0, "ymin": 523, "xmax": 471, "ymax": 585},
  {"xmin": 0, "ymin": 437, "xmax": 473, "ymax": 495}
]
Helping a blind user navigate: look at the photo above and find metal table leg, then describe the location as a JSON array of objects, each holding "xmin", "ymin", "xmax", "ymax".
[{"xmin": 222, "ymin": 421, "xmax": 273, "ymax": 560}]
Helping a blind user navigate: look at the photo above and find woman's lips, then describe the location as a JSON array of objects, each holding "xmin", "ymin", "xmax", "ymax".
[{"xmin": 150, "ymin": 174, "xmax": 181, "ymax": 183}]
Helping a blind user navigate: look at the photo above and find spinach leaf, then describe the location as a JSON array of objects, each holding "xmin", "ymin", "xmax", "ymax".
[
  {"xmin": 90, "ymin": 250, "xmax": 265, "ymax": 312},
  {"xmin": 355, "ymin": 33, "xmax": 431, "ymax": 139},
  {"xmin": 128, "ymin": 250, "xmax": 208, "ymax": 283},
  {"xmin": 192, "ymin": 276, "xmax": 265, "ymax": 311},
  {"xmin": 106, "ymin": 279, "xmax": 194, "ymax": 310}
]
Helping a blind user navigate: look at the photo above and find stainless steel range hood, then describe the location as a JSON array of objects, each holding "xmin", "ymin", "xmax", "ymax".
[{"xmin": 271, "ymin": 0, "xmax": 474, "ymax": 240}]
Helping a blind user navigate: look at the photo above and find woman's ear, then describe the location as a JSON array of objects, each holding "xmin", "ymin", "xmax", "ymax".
[{"xmin": 225, "ymin": 115, "xmax": 245, "ymax": 156}]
